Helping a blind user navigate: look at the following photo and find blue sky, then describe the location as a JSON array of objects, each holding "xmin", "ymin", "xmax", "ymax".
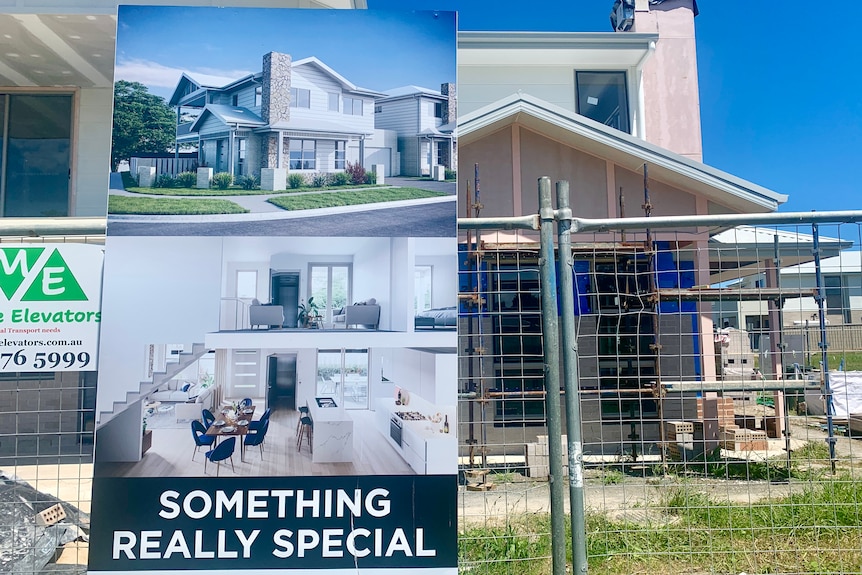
[
  {"xmin": 366, "ymin": 0, "xmax": 858, "ymax": 215},
  {"xmin": 114, "ymin": 7, "xmax": 456, "ymax": 99},
  {"xmin": 117, "ymin": 2, "xmax": 859, "ymax": 215}
]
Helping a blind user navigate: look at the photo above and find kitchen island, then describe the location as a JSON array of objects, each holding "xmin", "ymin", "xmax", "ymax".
[{"xmin": 307, "ymin": 399, "xmax": 354, "ymax": 463}]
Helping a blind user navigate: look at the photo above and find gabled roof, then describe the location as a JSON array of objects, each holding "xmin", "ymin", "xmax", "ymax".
[
  {"xmin": 189, "ymin": 104, "xmax": 265, "ymax": 132},
  {"xmin": 169, "ymin": 71, "xmax": 245, "ymax": 107},
  {"xmin": 458, "ymin": 93, "xmax": 788, "ymax": 213},
  {"xmin": 379, "ymin": 85, "xmax": 446, "ymax": 102},
  {"xmin": 292, "ymin": 56, "xmax": 384, "ymax": 98}
]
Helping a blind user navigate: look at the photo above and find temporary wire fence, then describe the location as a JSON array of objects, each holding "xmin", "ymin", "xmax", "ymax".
[
  {"xmin": 457, "ymin": 202, "xmax": 862, "ymax": 575},
  {"xmin": 0, "ymin": 227, "xmax": 101, "ymax": 574}
]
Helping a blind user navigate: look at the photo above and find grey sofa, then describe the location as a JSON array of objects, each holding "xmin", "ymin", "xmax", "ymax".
[
  {"xmin": 333, "ymin": 298, "xmax": 380, "ymax": 329},
  {"xmin": 249, "ymin": 300, "xmax": 284, "ymax": 329}
]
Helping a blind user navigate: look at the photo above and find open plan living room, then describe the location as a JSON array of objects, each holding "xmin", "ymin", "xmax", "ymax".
[{"xmin": 94, "ymin": 236, "xmax": 457, "ymax": 477}]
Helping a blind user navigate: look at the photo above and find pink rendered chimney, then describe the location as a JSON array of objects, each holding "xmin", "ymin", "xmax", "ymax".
[{"xmin": 632, "ymin": 0, "xmax": 702, "ymax": 162}]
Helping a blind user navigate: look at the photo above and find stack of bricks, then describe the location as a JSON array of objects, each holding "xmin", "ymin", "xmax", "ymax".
[
  {"xmin": 663, "ymin": 420, "xmax": 695, "ymax": 461},
  {"xmin": 697, "ymin": 396, "xmax": 736, "ymax": 428},
  {"xmin": 719, "ymin": 426, "xmax": 768, "ymax": 451},
  {"xmin": 525, "ymin": 435, "xmax": 569, "ymax": 479}
]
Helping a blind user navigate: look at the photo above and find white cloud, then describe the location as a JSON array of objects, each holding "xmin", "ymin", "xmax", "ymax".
[{"xmin": 114, "ymin": 58, "xmax": 252, "ymax": 91}]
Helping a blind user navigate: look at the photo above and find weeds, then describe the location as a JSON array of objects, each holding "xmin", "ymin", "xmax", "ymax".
[
  {"xmin": 601, "ymin": 468, "xmax": 624, "ymax": 485},
  {"xmin": 460, "ymin": 477, "xmax": 862, "ymax": 574}
]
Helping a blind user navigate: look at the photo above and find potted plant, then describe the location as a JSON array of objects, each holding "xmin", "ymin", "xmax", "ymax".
[{"xmin": 297, "ymin": 297, "xmax": 320, "ymax": 328}]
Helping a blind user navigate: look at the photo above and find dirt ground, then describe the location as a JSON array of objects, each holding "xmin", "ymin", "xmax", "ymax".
[{"xmin": 459, "ymin": 416, "xmax": 862, "ymax": 525}]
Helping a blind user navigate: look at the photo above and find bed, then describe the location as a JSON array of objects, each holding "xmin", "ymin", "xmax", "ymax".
[{"xmin": 414, "ymin": 306, "xmax": 457, "ymax": 329}]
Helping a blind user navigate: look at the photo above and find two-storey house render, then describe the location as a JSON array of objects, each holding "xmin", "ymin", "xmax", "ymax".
[
  {"xmin": 168, "ymin": 52, "xmax": 388, "ymax": 181},
  {"xmin": 374, "ymin": 84, "xmax": 456, "ymax": 177}
]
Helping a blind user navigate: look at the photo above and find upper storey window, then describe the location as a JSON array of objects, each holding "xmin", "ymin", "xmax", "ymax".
[
  {"xmin": 343, "ymin": 96, "xmax": 363, "ymax": 116},
  {"xmin": 575, "ymin": 71, "xmax": 630, "ymax": 134},
  {"xmin": 290, "ymin": 87, "xmax": 311, "ymax": 109}
]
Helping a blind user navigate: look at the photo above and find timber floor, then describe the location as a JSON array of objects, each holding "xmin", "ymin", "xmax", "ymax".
[{"xmin": 95, "ymin": 408, "xmax": 413, "ymax": 478}]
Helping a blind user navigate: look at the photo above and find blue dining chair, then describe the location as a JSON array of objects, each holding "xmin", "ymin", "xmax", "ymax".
[
  {"xmin": 244, "ymin": 419, "xmax": 269, "ymax": 458},
  {"xmin": 204, "ymin": 436, "xmax": 236, "ymax": 476},
  {"xmin": 240, "ymin": 397, "xmax": 253, "ymax": 408},
  {"xmin": 249, "ymin": 408, "xmax": 271, "ymax": 432},
  {"xmin": 191, "ymin": 420, "xmax": 214, "ymax": 460},
  {"xmin": 201, "ymin": 409, "xmax": 215, "ymax": 428}
]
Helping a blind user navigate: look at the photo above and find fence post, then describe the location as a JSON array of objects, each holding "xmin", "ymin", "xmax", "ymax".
[
  {"xmin": 538, "ymin": 176, "xmax": 567, "ymax": 575},
  {"xmin": 812, "ymin": 223, "xmax": 837, "ymax": 473},
  {"xmin": 555, "ymin": 180, "xmax": 588, "ymax": 574}
]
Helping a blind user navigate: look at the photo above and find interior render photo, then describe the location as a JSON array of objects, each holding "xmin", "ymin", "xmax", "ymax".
[{"xmin": 93, "ymin": 235, "xmax": 457, "ymax": 477}]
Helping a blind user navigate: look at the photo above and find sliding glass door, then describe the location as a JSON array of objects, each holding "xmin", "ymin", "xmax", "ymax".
[
  {"xmin": 315, "ymin": 348, "xmax": 368, "ymax": 409},
  {"xmin": 0, "ymin": 93, "xmax": 73, "ymax": 217},
  {"xmin": 309, "ymin": 263, "xmax": 351, "ymax": 325}
]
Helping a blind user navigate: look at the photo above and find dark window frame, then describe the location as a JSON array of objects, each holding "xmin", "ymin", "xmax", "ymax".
[{"xmin": 575, "ymin": 70, "xmax": 631, "ymax": 134}]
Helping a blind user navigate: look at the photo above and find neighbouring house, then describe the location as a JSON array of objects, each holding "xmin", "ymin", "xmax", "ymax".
[
  {"xmin": 94, "ymin": 235, "xmax": 458, "ymax": 476},
  {"xmin": 456, "ymin": 0, "xmax": 799, "ymax": 458},
  {"xmin": 709, "ymin": 226, "xmax": 850, "ymax": 356},
  {"xmin": 375, "ymin": 84, "xmax": 456, "ymax": 177}
]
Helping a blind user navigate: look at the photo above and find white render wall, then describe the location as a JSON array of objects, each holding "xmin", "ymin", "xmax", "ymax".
[
  {"xmin": 459, "ymin": 63, "xmax": 639, "ymax": 124},
  {"xmin": 75, "ymin": 86, "xmax": 113, "ymax": 215}
]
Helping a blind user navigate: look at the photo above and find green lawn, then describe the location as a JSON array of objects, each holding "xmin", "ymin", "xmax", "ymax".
[
  {"xmin": 267, "ymin": 187, "xmax": 446, "ymax": 211},
  {"xmin": 124, "ymin": 183, "xmax": 383, "ymax": 197},
  {"xmin": 108, "ymin": 195, "xmax": 248, "ymax": 215}
]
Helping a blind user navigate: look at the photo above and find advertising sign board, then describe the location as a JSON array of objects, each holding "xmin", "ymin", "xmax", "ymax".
[
  {"xmin": 88, "ymin": 6, "xmax": 457, "ymax": 575},
  {"xmin": 0, "ymin": 243, "xmax": 103, "ymax": 372}
]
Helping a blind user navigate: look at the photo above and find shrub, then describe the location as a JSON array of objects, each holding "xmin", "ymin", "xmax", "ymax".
[
  {"xmin": 345, "ymin": 161, "xmax": 366, "ymax": 185},
  {"xmin": 364, "ymin": 171, "xmax": 377, "ymax": 185},
  {"xmin": 310, "ymin": 172, "xmax": 329, "ymax": 188},
  {"xmin": 120, "ymin": 171, "xmax": 138, "ymax": 189},
  {"xmin": 444, "ymin": 168, "xmax": 457, "ymax": 180},
  {"xmin": 176, "ymin": 171, "xmax": 197, "ymax": 188},
  {"xmin": 236, "ymin": 174, "xmax": 260, "ymax": 190},
  {"xmin": 212, "ymin": 172, "xmax": 233, "ymax": 190},
  {"xmin": 154, "ymin": 173, "xmax": 176, "ymax": 188},
  {"xmin": 288, "ymin": 173, "xmax": 306, "ymax": 189},
  {"xmin": 330, "ymin": 172, "xmax": 351, "ymax": 186}
]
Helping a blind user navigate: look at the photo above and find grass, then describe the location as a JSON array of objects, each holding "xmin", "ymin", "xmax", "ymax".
[
  {"xmin": 601, "ymin": 468, "xmax": 624, "ymax": 485},
  {"xmin": 807, "ymin": 351, "xmax": 862, "ymax": 371},
  {"xmin": 123, "ymin": 183, "xmax": 383, "ymax": 197},
  {"xmin": 108, "ymin": 195, "xmax": 248, "ymax": 215},
  {"xmin": 460, "ymin": 476, "xmax": 862, "ymax": 575},
  {"xmin": 267, "ymin": 187, "xmax": 446, "ymax": 211}
]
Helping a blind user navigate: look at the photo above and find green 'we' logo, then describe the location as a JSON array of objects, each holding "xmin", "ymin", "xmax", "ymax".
[{"xmin": 0, "ymin": 247, "xmax": 87, "ymax": 301}]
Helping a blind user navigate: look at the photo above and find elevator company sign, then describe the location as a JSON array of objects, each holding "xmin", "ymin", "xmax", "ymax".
[{"xmin": 0, "ymin": 244, "xmax": 103, "ymax": 371}]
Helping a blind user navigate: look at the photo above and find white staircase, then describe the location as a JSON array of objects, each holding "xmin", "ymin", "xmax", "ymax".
[{"xmin": 96, "ymin": 342, "xmax": 208, "ymax": 428}]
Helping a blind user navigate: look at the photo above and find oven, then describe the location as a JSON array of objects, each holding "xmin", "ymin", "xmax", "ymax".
[{"xmin": 389, "ymin": 415, "xmax": 403, "ymax": 447}]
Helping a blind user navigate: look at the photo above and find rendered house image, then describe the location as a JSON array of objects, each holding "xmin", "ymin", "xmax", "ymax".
[
  {"xmin": 0, "ymin": 0, "xmax": 364, "ymax": 219},
  {"xmin": 455, "ymin": 0, "xmax": 810, "ymax": 458},
  {"xmin": 170, "ymin": 52, "xmax": 400, "ymax": 179},
  {"xmin": 168, "ymin": 53, "xmax": 458, "ymax": 182}
]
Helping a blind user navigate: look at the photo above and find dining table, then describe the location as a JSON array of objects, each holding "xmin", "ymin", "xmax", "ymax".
[{"xmin": 205, "ymin": 405, "xmax": 256, "ymax": 461}]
